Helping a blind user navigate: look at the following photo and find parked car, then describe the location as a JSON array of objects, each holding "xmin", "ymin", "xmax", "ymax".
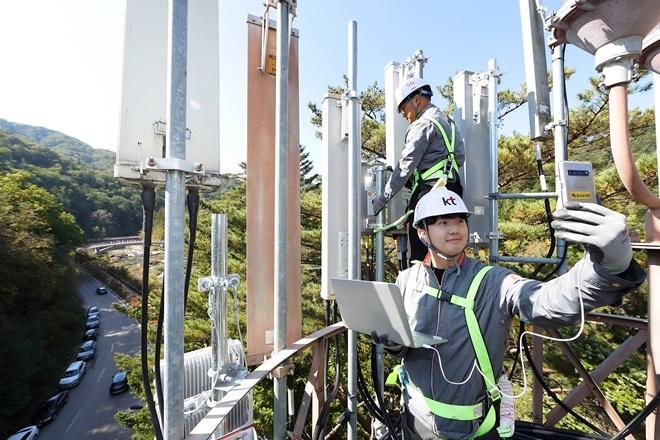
[
  {"xmin": 59, "ymin": 361, "xmax": 87, "ymax": 389},
  {"xmin": 7, "ymin": 426, "xmax": 39, "ymax": 440},
  {"xmin": 30, "ymin": 390, "xmax": 69, "ymax": 426},
  {"xmin": 87, "ymin": 305, "xmax": 100, "ymax": 318},
  {"xmin": 76, "ymin": 340, "xmax": 97, "ymax": 361},
  {"xmin": 83, "ymin": 328, "xmax": 98, "ymax": 341},
  {"xmin": 96, "ymin": 286, "xmax": 107, "ymax": 295},
  {"xmin": 85, "ymin": 315, "xmax": 100, "ymax": 330},
  {"xmin": 109, "ymin": 371, "xmax": 129, "ymax": 395}
]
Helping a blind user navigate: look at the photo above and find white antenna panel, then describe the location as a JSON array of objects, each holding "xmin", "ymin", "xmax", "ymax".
[{"xmin": 115, "ymin": 0, "xmax": 221, "ymax": 190}]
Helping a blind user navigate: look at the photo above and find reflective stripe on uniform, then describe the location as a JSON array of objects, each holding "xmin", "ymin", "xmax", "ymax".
[
  {"xmin": 399, "ymin": 265, "xmax": 501, "ymax": 438},
  {"xmin": 407, "ymin": 383, "xmax": 485, "ymax": 420},
  {"xmin": 410, "ymin": 116, "xmax": 458, "ymax": 195}
]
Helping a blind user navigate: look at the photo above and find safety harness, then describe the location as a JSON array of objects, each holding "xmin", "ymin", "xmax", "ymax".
[
  {"xmin": 409, "ymin": 116, "xmax": 459, "ymax": 196},
  {"xmin": 387, "ymin": 265, "xmax": 504, "ymax": 438}
]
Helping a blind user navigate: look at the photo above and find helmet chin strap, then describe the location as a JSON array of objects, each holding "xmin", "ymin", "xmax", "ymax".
[
  {"xmin": 427, "ymin": 242, "xmax": 454, "ymax": 261},
  {"xmin": 419, "ymin": 221, "xmax": 463, "ymax": 273},
  {"xmin": 412, "ymin": 99, "xmax": 420, "ymax": 120}
]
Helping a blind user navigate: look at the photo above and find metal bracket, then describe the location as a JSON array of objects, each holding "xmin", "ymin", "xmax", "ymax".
[
  {"xmin": 544, "ymin": 119, "xmax": 567, "ymax": 131},
  {"xmin": 269, "ymin": 360, "xmax": 295, "ymax": 379},
  {"xmin": 258, "ymin": 1, "xmax": 297, "ymax": 74},
  {"xmin": 268, "ymin": 0, "xmax": 297, "ymax": 12},
  {"xmin": 153, "ymin": 120, "xmax": 192, "ymax": 140},
  {"xmin": 138, "ymin": 157, "xmax": 206, "ymax": 177},
  {"xmin": 399, "ymin": 49, "xmax": 429, "ymax": 79},
  {"xmin": 198, "ymin": 274, "xmax": 241, "ymax": 293},
  {"xmin": 343, "ymin": 90, "xmax": 360, "ymax": 100}
]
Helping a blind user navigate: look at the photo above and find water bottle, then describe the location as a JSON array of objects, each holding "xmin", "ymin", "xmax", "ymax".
[{"xmin": 497, "ymin": 375, "xmax": 515, "ymax": 437}]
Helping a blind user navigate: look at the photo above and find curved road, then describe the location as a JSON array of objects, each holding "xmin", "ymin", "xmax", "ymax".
[{"xmin": 38, "ymin": 274, "xmax": 143, "ymax": 440}]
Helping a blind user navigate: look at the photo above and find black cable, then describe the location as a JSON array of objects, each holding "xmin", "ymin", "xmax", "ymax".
[
  {"xmin": 184, "ymin": 188, "xmax": 200, "ymax": 309},
  {"xmin": 155, "ymin": 283, "xmax": 165, "ymax": 421},
  {"xmin": 153, "ymin": 188, "xmax": 201, "ymax": 423},
  {"xmin": 609, "ymin": 394, "xmax": 660, "ymax": 440},
  {"xmin": 356, "ymin": 348, "xmax": 386, "ymax": 425},
  {"xmin": 370, "ymin": 340, "xmax": 399, "ymax": 439},
  {"xmin": 139, "ymin": 186, "xmax": 164, "ymax": 440},
  {"xmin": 312, "ymin": 332, "xmax": 340, "ymax": 440},
  {"xmin": 312, "ymin": 301, "xmax": 342, "ymax": 440},
  {"xmin": 515, "ymin": 420, "xmax": 608, "ymax": 439},
  {"xmin": 521, "ymin": 332, "xmax": 608, "ymax": 436},
  {"xmin": 561, "ymin": 44, "xmax": 571, "ymax": 136},
  {"xmin": 509, "ymin": 197, "xmax": 559, "ymax": 381}
]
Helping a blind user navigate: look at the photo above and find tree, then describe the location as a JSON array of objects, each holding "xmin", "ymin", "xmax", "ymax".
[
  {"xmin": 0, "ymin": 172, "xmax": 84, "ymax": 436},
  {"xmin": 300, "ymin": 144, "xmax": 321, "ymax": 190}
]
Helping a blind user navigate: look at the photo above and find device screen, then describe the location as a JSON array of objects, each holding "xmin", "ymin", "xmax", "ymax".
[{"xmin": 557, "ymin": 161, "xmax": 598, "ymax": 209}]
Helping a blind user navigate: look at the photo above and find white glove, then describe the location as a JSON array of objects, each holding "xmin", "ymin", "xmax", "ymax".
[
  {"xmin": 551, "ymin": 202, "xmax": 633, "ymax": 274},
  {"xmin": 371, "ymin": 194, "xmax": 389, "ymax": 216}
]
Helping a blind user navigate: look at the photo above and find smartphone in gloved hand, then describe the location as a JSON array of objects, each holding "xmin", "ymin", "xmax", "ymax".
[{"xmin": 557, "ymin": 161, "xmax": 598, "ymax": 209}]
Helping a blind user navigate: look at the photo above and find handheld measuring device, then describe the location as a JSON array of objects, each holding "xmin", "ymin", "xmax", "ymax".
[{"xmin": 557, "ymin": 161, "xmax": 598, "ymax": 209}]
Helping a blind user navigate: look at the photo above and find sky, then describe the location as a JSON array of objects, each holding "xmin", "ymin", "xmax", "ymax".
[{"xmin": 0, "ymin": 0, "xmax": 656, "ymax": 175}]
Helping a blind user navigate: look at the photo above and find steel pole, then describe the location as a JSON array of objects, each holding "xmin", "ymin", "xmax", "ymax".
[
  {"xmin": 211, "ymin": 214, "xmax": 229, "ymax": 374},
  {"xmin": 533, "ymin": 44, "xmax": 570, "ymax": 425},
  {"xmin": 273, "ymin": 2, "xmax": 290, "ymax": 439},
  {"xmin": 375, "ymin": 165, "xmax": 385, "ymax": 281},
  {"xmin": 551, "ymin": 45, "xmax": 568, "ymax": 253},
  {"xmin": 373, "ymin": 164, "xmax": 386, "ymax": 437},
  {"xmin": 164, "ymin": 0, "xmax": 187, "ymax": 438},
  {"xmin": 488, "ymin": 59, "xmax": 499, "ymax": 259},
  {"xmin": 347, "ymin": 20, "xmax": 359, "ymax": 440}
]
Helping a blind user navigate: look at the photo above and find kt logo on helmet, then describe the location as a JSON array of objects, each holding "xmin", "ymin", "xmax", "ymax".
[{"xmin": 442, "ymin": 196, "xmax": 457, "ymax": 206}]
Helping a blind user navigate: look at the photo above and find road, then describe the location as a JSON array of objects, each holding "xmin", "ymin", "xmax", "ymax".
[{"xmin": 38, "ymin": 274, "xmax": 143, "ymax": 440}]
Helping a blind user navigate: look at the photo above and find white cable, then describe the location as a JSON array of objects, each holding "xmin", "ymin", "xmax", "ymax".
[
  {"xmin": 424, "ymin": 251, "xmax": 588, "ymax": 400},
  {"xmin": 424, "ymin": 344, "xmax": 479, "ymax": 386},
  {"xmin": 505, "ymin": 252, "xmax": 587, "ymax": 399}
]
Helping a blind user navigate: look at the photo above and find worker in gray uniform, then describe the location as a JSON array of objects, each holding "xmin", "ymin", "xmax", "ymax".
[
  {"xmin": 378, "ymin": 186, "xmax": 645, "ymax": 439},
  {"xmin": 372, "ymin": 77, "xmax": 465, "ymax": 265}
]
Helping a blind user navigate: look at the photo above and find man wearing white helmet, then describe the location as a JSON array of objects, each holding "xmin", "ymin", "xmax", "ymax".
[
  {"xmin": 380, "ymin": 187, "xmax": 645, "ymax": 439},
  {"xmin": 372, "ymin": 76, "xmax": 465, "ymax": 265}
]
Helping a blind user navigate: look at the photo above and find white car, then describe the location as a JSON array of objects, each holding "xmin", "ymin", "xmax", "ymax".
[
  {"xmin": 59, "ymin": 360, "xmax": 87, "ymax": 389},
  {"xmin": 7, "ymin": 425, "xmax": 39, "ymax": 440}
]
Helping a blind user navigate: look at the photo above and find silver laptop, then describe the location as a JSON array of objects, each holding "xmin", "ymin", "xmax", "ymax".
[{"xmin": 330, "ymin": 278, "xmax": 447, "ymax": 348}]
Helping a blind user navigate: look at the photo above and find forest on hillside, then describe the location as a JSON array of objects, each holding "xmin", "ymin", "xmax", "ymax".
[
  {"xmin": 0, "ymin": 66, "xmax": 656, "ymax": 439},
  {"xmin": 0, "ymin": 128, "xmax": 143, "ymax": 238}
]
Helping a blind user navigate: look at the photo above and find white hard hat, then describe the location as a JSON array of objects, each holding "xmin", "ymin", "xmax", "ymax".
[
  {"xmin": 413, "ymin": 187, "xmax": 471, "ymax": 228},
  {"xmin": 394, "ymin": 77, "xmax": 432, "ymax": 111}
]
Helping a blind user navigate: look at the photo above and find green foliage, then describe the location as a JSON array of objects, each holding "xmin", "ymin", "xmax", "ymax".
[
  {"xmin": 114, "ymin": 352, "xmax": 159, "ymax": 440},
  {"xmin": 0, "ymin": 172, "xmax": 84, "ymax": 437},
  {"xmin": 0, "ymin": 118, "xmax": 117, "ymax": 171},
  {"xmin": 0, "ymin": 128, "xmax": 144, "ymax": 238}
]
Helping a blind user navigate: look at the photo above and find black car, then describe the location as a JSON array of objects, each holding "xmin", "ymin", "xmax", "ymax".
[
  {"xmin": 96, "ymin": 286, "xmax": 107, "ymax": 295},
  {"xmin": 30, "ymin": 390, "xmax": 69, "ymax": 426},
  {"xmin": 83, "ymin": 328, "xmax": 98, "ymax": 341},
  {"xmin": 109, "ymin": 371, "xmax": 129, "ymax": 395}
]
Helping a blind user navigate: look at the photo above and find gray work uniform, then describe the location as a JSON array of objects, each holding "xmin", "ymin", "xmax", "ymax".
[
  {"xmin": 394, "ymin": 253, "xmax": 645, "ymax": 439},
  {"xmin": 383, "ymin": 103, "xmax": 466, "ymax": 200}
]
